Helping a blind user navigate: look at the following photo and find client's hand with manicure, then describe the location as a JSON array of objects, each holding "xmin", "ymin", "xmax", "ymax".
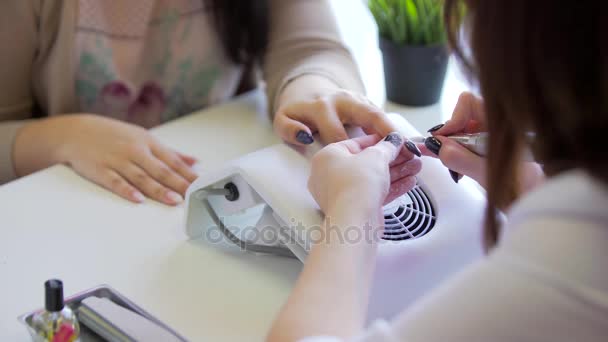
[
  {"xmin": 14, "ymin": 114, "xmax": 198, "ymax": 206},
  {"xmin": 61, "ymin": 115, "xmax": 198, "ymax": 205},
  {"xmin": 273, "ymin": 76, "xmax": 396, "ymax": 146},
  {"xmin": 308, "ymin": 133, "xmax": 422, "ymax": 222}
]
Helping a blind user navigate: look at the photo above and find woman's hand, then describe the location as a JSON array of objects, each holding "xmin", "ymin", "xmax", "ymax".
[
  {"xmin": 420, "ymin": 92, "xmax": 488, "ymax": 185},
  {"xmin": 308, "ymin": 133, "xmax": 422, "ymax": 219},
  {"xmin": 269, "ymin": 133, "xmax": 421, "ymax": 342},
  {"xmin": 14, "ymin": 114, "xmax": 198, "ymax": 205},
  {"xmin": 421, "ymin": 92, "xmax": 544, "ymax": 194},
  {"xmin": 274, "ymin": 75, "xmax": 396, "ymax": 146}
]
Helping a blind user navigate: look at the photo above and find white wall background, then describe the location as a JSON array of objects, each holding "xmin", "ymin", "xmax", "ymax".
[
  {"xmin": 329, "ymin": 0, "xmax": 387, "ymax": 106},
  {"xmin": 328, "ymin": 0, "xmax": 471, "ymax": 131}
]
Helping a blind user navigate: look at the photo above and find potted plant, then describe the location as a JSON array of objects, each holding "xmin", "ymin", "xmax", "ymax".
[{"xmin": 369, "ymin": 0, "xmax": 448, "ymax": 106}]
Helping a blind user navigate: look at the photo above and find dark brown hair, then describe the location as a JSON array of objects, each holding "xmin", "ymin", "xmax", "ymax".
[
  {"xmin": 208, "ymin": 0, "xmax": 269, "ymax": 67},
  {"xmin": 444, "ymin": 0, "xmax": 608, "ymax": 250}
]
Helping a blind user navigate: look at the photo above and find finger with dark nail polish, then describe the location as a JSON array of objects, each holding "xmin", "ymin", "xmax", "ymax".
[
  {"xmin": 427, "ymin": 124, "xmax": 445, "ymax": 133},
  {"xmin": 449, "ymin": 169, "xmax": 461, "ymax": 184},
  {"xmin": 384, "ymin": 132, "xmax": 403, "ymax": 147},
  {"xmin": 424, "ymin": 137, "xmax": 442, "ymax": 155},
  {"xmin": 296, "ymin": 130, "xmax": 314, "ymax": 145},
  {"xmin": 405, "ymin": 140, "xmax": 422, "ymax": 157}
]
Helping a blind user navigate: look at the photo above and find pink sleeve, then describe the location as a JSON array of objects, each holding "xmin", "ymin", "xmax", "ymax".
[{"xmin": 0, "ymin": 0, "xmax": 39, "ymax": 183}]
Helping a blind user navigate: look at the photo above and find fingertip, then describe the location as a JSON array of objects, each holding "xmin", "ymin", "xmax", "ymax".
[
  {"xmin": 165, "ymin": 191, "xmax": 184, "ymax": 205},
  {"xmin": 427, "ymin": 123, "xmax": 445, "ymax": 134},
  {"xmin": 275, "ymin": 115, "xmax": 314, "ymax": 146},
  {"xmin": 182, "ymin": 168, "xmax": 199, "ymax": 183},
  {"xmin": 296, "ymin": 130, "xmax": 314, "ymax": 145},
  {"xmin": 131, "ymin": 191, "xmax": 146, "ymax": 203},
  {"xmin": 373, "ymin": 132, "xmax": 404, "ymax": 162},
  {"xmin": 449, "ymin": 169, "xmax": 462, "ymax": 184},
  {"xmin": 404, "ymin": 140, "xmax": 422, "ymax": 157},
  {"xmin": 180, "ymin": 154, "xmax": 197, "ymax": 166},
  {"xmin": 383, "ymin": 132, "xmax": 404, "ymax": 148},
  {"xmin": 424, "ymin": 137, "xmax": 443, "ymax": 156}
]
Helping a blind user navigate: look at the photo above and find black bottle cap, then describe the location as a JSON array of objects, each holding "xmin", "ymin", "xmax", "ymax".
[{"xmin": 44, "ymin": 279, "xmax": 65, "ymax": 312}]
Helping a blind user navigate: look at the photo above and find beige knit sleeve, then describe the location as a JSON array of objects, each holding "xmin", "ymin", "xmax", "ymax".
[
  {"xmin": 0, "ymin": 0, "xmax": 40, "ymax": 183},
  {"xmin": 264, "ymin": 0, "xmax": 366, "ymax": 114}
]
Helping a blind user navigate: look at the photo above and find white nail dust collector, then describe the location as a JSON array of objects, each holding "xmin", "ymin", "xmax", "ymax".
[{"xmin": 184, "ymin": 114, "xmax": 486, "ymax": 320}]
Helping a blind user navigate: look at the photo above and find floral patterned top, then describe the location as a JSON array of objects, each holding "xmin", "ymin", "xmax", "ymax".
[
  {"xmin": 1, "ymin": 0, "xmax": 365, "ymax": 183},
  {"xmin": 75, "ymin": 0, "xmax": 242, "ymax": 128}
]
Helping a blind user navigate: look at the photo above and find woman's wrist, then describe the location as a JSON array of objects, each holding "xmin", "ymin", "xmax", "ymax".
[
  {"xmin": 311, "ymin": 213, "xmax": 379, "ymax": 262},
  {"xmin": 13, "ymin": 116, "xmax": 75, "ymax": 176},
  {"xmin": 326, "ymin": 191, "xmax": 382, "ymax": 220},
  {"xmin": 320, "ymin": 194, "xmax": 384, "ymax": 249}
]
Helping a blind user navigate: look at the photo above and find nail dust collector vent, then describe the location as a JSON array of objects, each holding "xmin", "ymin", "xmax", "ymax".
[{"xmin": 383, "ymin": 185, "xmax": 436, "ymax": 241}]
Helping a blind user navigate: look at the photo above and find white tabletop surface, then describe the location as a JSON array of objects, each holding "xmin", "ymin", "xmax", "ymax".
[
  {"xmin": 0, "ymin": 2, "xmax": 471, "ymax": 340},
  {"xmin": 0, "ymin": 92, "xmax": 305, "ymax": 341}
]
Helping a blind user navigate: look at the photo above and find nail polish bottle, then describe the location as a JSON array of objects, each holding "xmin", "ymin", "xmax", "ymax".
[{"xmin": 30, "ymin": 279, "xmax": 80, "ymax": 342}]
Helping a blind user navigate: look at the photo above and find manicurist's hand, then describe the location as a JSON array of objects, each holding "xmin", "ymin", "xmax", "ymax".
[
  {"xmin": 274, "ymin": 75, "xmax": 397, "ymax": 146},
  {"xmin": 308, "ymin": 133, "xmax": 422, "ymax": 218},
  {"xmin": 422, "ymin": 92, "xmax": 544, "ymax": 195},
  {"xmin": 14, "ymin": 114, "xmax": 198, "ymax": 205},
  {"xmin": 268, "ymin": 133, "xmax": 422, "ymax": 342},
  {"xmin": 420, "ymin": 92, "xmax": 488, "ymax": 185}
]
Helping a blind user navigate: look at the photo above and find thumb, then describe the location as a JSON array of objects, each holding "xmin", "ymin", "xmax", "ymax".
[
  {"xmin": 362, "ymin": 132, "xmax": 404, "ymax": 164},
  {"xmin": 274, "ymin": 113, "xmax": 315, "ymax": 146}
]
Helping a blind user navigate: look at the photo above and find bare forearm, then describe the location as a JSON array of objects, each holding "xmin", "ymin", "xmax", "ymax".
[
  {"xmin": 13, "ymin": 116, "xmax": 69, "ymax": 177},
  {"xmin": 267, "ymin": 204, "xmax": 380, "ymax": 342}
]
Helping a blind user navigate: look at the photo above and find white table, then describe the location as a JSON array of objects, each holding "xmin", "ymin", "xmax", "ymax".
[
  {"xmin": 0, "ymin": 92, "xmax": 303, "ymax": 341},
  {"xmin": 0, "ymin": 90, "xmax": 470, "ymax": 342},
  {"xmin": 0, "ymin": 3, "xmax": 472, "ymax": 339}
]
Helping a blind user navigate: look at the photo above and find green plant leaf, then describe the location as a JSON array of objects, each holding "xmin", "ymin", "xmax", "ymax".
[{"xmin": 369, "ymin": 0, "xmax": 446, "ymax": 45}]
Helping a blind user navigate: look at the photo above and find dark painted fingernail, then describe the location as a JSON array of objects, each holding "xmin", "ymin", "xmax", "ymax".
[
  {"xmin": 424, "ymin": 137, "xmax": 442, "ymax": 155},
  {"xmin": 296, "ymin": 130, "xmax": 314, "ymax": 145},
  {"xmin": 405, "ymin": 140, "xmax": 422, "ymax": 157},
  {"xmin": 427, "ymin": 124, "xmax": 445, "ymax": 133},
  {"xmin": 384, "ymin": 132, "xmax": 403, "ymax": 147},
  {"xmin": 449, "ymin": 169, "xmax": 461, "ymax": 184}
]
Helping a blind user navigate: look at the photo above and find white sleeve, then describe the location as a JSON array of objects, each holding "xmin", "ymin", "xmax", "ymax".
[
  {"xmin": 300, "ymin": 238, "xmax": 606, "ymax": 342},
  {"xmin": 299, "ymin": 199, "xmax": 608, "ymax": 342},
  {"xmin": 298, "ymin": 257, "xmax": 512, "ymax": 342},
  {"xmin": 298, "ymin": 337, "xmax": 343, "ymax": 342},
  {"xmin": 383, "ymin": 217, "xmax": 608, "ymax": 342},
  {"xmin": 298, "ymin": 320, "xmax": 399, "ymax": 342}
]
